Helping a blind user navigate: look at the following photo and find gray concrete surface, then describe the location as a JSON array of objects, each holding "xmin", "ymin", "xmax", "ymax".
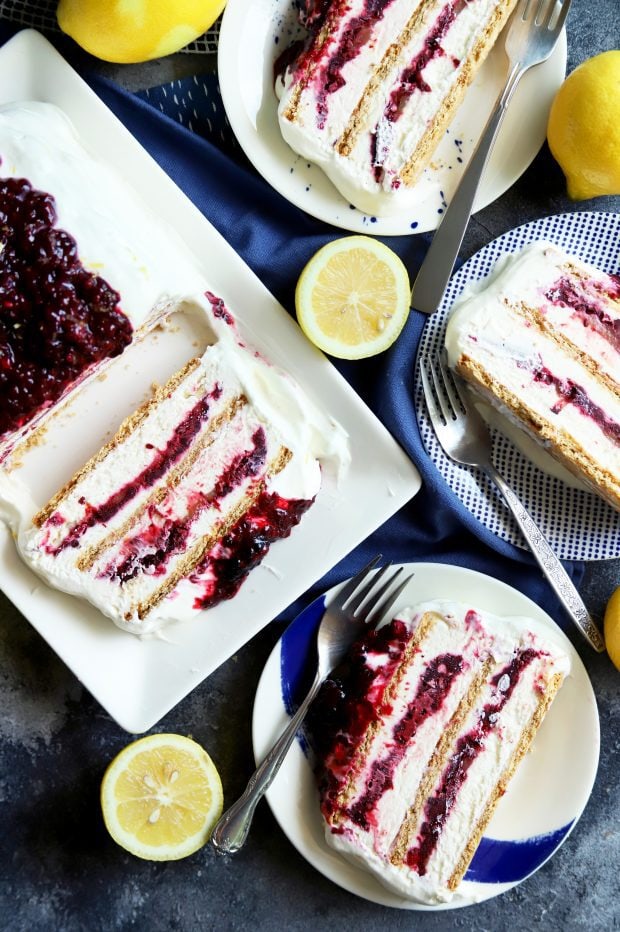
[{"xmin": 1, "ymin": 3, "xmax": 619, "ymax": 931}]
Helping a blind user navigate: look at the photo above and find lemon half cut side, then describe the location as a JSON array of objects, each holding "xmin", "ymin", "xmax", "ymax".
[
  {"xmin": 101, "ymin": 733, "xmax": 223, "ymax": 861},
  {"xmin": 295, "ymin": 235, "xmax": 411, "ymax": 360}
]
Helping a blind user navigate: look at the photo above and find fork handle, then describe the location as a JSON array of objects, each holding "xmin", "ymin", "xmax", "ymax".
[
  {"xmin": 486, "ymin": 464, "xmax": 605, "ymax": 652},
  {"xmin": 410, "ymin": 62, "xmax": 523, "ymax": 315},
  {"xmin": 211, "ymin": 672, "xmax": 322, "ymax": 855}
]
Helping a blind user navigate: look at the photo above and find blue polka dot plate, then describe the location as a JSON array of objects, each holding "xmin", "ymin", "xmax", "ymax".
[{"xmin": 415, "ymin": 211, "xmax": 620, "ymax": 561}]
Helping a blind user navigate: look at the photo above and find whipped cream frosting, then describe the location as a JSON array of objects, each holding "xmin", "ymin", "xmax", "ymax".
[
  {"xmin": 277, "ymin": 0, "xmax": 502, "ymax": 216},
  {"xmin": 445, "ymin": 242, "xmax": 620, "ymax": 490},
  {"xmin": 0, "ymin": 101, "xmax": 207, "ymax": 325},
  {"xmin": 0, "ymin": 101, "xmax": 351, "ymax": 633},
  {"xmin": 319, "ymin": 600, "xmax": 570, "ymax": 904}
]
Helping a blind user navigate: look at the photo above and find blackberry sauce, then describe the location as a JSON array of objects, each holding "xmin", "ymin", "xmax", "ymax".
[
  {"xmin": 191, "ymin": 491, "xmax": 313, "ymax": 609},
  {"xmin": 314, "ymin": 0, "xmax": 396, "ymax": 128},
  {"xmin": 309, "ymin": 618, "xmax": 412, "ymax": 820},
  {"xmin": 347, "ymin": 653, "xmax": 464, "ymax": 830},
  {"xmin": 205, "ymin": 290, "xmax": 235, "ymax": 327},
  {"xmin": 0, "ymin": 176, "xmax": 132, "ymax": 440},
  {"xmin": 405, "ymin": 649, "xmax": 539, "ymax": 876},
  {"xmin": 532, "ymin": 365, "xmax": 620, "ymax": 445},
  {"xmin": 103, "ymin": 426, "xmax": 269, "ymax": 584},
  {"xmin": 545, "ymin": 275, "xmax": 620, "ymax": 353},
  {"xmin": 384, "ymin": 1, "xmax": 466, "ymax": 120},
  {"xmin": 371, "ymin": 1, "xmax": 465, "ymax": 179},
  {"xmin": 46, "ymin": 384, "xmax": 223, "ymax": 555}
]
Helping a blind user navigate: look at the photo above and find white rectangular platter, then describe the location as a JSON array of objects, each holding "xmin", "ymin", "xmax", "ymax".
[{"xmin": 0, "ymin": 29, "xmax": 421, "ymax": 733}]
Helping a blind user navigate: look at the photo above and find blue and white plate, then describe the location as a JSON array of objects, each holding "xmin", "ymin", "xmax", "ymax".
[
  {"xmin": 253, "ymin": 564, "xmax": 599, "ymax": 910},
  {"xmin": 415, "ymin": 211, "xmax": 620, "ymax": 562}
]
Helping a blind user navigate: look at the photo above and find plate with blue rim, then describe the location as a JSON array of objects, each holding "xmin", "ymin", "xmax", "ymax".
[
  {"xmin": 415, "ymin": 211, "xmax": 620, "ymax": 562},
  {"xmin": 252, "ymin": 562, "xmax": 599, "ymax": 910}
]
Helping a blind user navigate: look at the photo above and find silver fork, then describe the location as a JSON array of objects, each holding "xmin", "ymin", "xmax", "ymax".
[
  {"xmin": 421, "ymin": 357, "xmax": 605, "ymax": 653},
  {"xmin": 211, "ymin": 555, "xmax": 414, "ymax": 854},
  {"xmin": 411, "ymin": 0, "xmax": 572, "ymax": 314}
]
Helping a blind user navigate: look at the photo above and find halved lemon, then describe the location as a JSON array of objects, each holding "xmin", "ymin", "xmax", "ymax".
[
  {"xmin": 604, "ymin": 585, "xmax": 620, "ymax": 671},
  {"xmin": 295, "ymin": 235, "xmax": 410, "ymax": 359},
  {"xmin": 101, "ymin": 733, "xmax": 223, "ymax": 860}
]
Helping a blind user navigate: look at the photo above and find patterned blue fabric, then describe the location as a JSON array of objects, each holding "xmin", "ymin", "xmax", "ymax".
[{"xmin": 1, "ymin": 26, "xmax": 587, "ymax": 628}]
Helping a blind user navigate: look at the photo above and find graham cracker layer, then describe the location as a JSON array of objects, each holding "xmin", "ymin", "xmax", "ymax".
[
  {"xmin": 75, "ymin": 394, "xmax": 248, "ymax": 572},
  {"xmin": 447, "ymin": 671, "xmax": 565, "ymax": 889},
  {"xmin": 510, "ymin": 269, "xmax": 620, "ymax": 399},
  {"xmin": 389, "ymin": 658, "xmax": 494, "ymax": 865},
  {"xmin": 456, "ymin": 354, "xmax": 620, "ymax": 511},
  {"xmin": 399, "ymin": 0, "xmax": 517, "ymax": 188},
  {"xmin": 336, "ymin": 0, "xmax": 435, "ymax": 158},
  {"xmin": 132, "ymin": 446, "xmax": 293, "ymax": 620},
  {"xmin": 329, "ymin": 609, "xmax": 440, "ymax": 824},
  {"xmin": 33, "ymin": 357, "xmax": 202, "ymax": 528},
  {"xmin": 282, "ymin": 0, "xmax": 519, "ymax": 190}
]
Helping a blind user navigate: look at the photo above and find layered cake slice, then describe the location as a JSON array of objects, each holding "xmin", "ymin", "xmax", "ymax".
[
  {"xmin": 0, "ymin": 101, "xmax": 209, "ymax": 459},
  {"xmin": 445, "ymin": 242, "xmax": 620, "ymax": 511},
  {"xmin": 17, "ymin": 337, "xmax": 336, "ymax": 634},
  {"xmin": 310, "ymin": 601, "xmax": 569, "ymax": 904},
  {"xmin": 0, "ymin": 101, "xmax": 351, "ymax": 634},
  {"xmin": 277, "ymin": 0, "xmax": 517, "ymax": 215}
]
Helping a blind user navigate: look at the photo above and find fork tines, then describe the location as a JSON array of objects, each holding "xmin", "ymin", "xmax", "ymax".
[
  {"xmin": 520, "ymin": 0, "xmax": 569, "ymax": 30},
  {"xmin": 420, "ymin": 355, "xmax": 467, "ymax": 426},
  {"xmin": 365, "ymin": 570, "xmax": 415, "ymax": 628},
  {"xmin": 342, "ymin": 558, "xmax": 414, "ymax": 629}
]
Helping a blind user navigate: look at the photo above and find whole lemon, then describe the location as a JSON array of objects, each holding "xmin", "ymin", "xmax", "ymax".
[
  {"xmin": 57, "ymin": 0, "xmax": 227, "ymax": 64},
  {"xmin": 604, "ymin": 584, "xmax": 620, "ymax": 671},
  {"xmin": 547, "ymin": 50, "xmax": 620, "ymax": 200}
]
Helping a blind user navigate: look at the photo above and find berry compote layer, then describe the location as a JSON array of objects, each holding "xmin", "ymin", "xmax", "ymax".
[{"xmin": 0, "ymin": 175, "xmax": 132, "ymax": 442}]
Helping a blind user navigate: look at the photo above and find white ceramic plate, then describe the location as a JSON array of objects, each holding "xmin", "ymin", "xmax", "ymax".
[
  {"xmin": 253, "ymin": 563, "xmax": 599, "ymax": 910},
  {"xmin": 218, "ymin": 0, "xmax": 566, "ymax": 236},
  {"xmin": 0, "ymin": 30, "xmax": 422, "ymax": 734},
  {"xmin": 415, "ymin": 211, "xmax": 620, "ymax": 562}
]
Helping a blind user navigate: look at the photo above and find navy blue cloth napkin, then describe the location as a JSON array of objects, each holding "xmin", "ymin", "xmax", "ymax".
[{"xmin": 2, "ymin": 22, "xmax": 586, "ymax": 631}]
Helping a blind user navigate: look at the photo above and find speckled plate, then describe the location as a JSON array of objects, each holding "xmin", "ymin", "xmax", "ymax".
[
  {"xmin": 218, "ymin": 0, "xmax": 566, "ymax": 235},
  {"xmin": 253, "ymin": 564, "xmax": 600, "ymax": 911},
  {"xmin": 415, "ymin": 211, "xmax": 620, "ymax": 562}
]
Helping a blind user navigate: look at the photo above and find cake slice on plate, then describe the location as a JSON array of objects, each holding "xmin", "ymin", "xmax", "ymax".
[
  {"xmin": 445, "ymin": 241, "xmax": 620, "ymax": 511},
  {"xmin": 310, "ymin": 600, "xmax": 569, "ymax": 904},
  {"xmin": 277, "ymin": 0, "xmax": 518, "ymax": 215}
]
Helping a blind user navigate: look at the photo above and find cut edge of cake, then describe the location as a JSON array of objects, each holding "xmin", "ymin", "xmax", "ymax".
[
  {"xmin": 455, "ymin": 353, "xmax": 620, "ymax": 511},
  {"xmin": 312, "ymin": 600, "xmax": 571, "ymax": 904},
  {"xmin": 445, "ymin": 241, "xmax": 620, "ymax": 512},
  {"xmin": 278, "ymin": 0, "xmax": 519, "ymax": 214},
  {"xmin": 17, "ymin": 332, "xmax": 349, "ymax": 634}
]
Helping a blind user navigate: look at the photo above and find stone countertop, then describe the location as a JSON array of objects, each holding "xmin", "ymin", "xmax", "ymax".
[{"xmin": 1, "ymin": 5, "xmax": 620, "ymax": 931}]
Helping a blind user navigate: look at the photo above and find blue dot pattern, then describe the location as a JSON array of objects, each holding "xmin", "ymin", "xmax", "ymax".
[{"xmin": 415, "ymin": 211, "xmax": 620, "ymax": 562}]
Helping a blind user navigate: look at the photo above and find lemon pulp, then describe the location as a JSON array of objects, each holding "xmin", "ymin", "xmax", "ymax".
[
  {"xmin": 295, "ymin": 235, "xmax": 410, "ymax": 359},
  {"xmin": 101, "ymin": 733, "xmax": 223, "ymax": 860}
]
